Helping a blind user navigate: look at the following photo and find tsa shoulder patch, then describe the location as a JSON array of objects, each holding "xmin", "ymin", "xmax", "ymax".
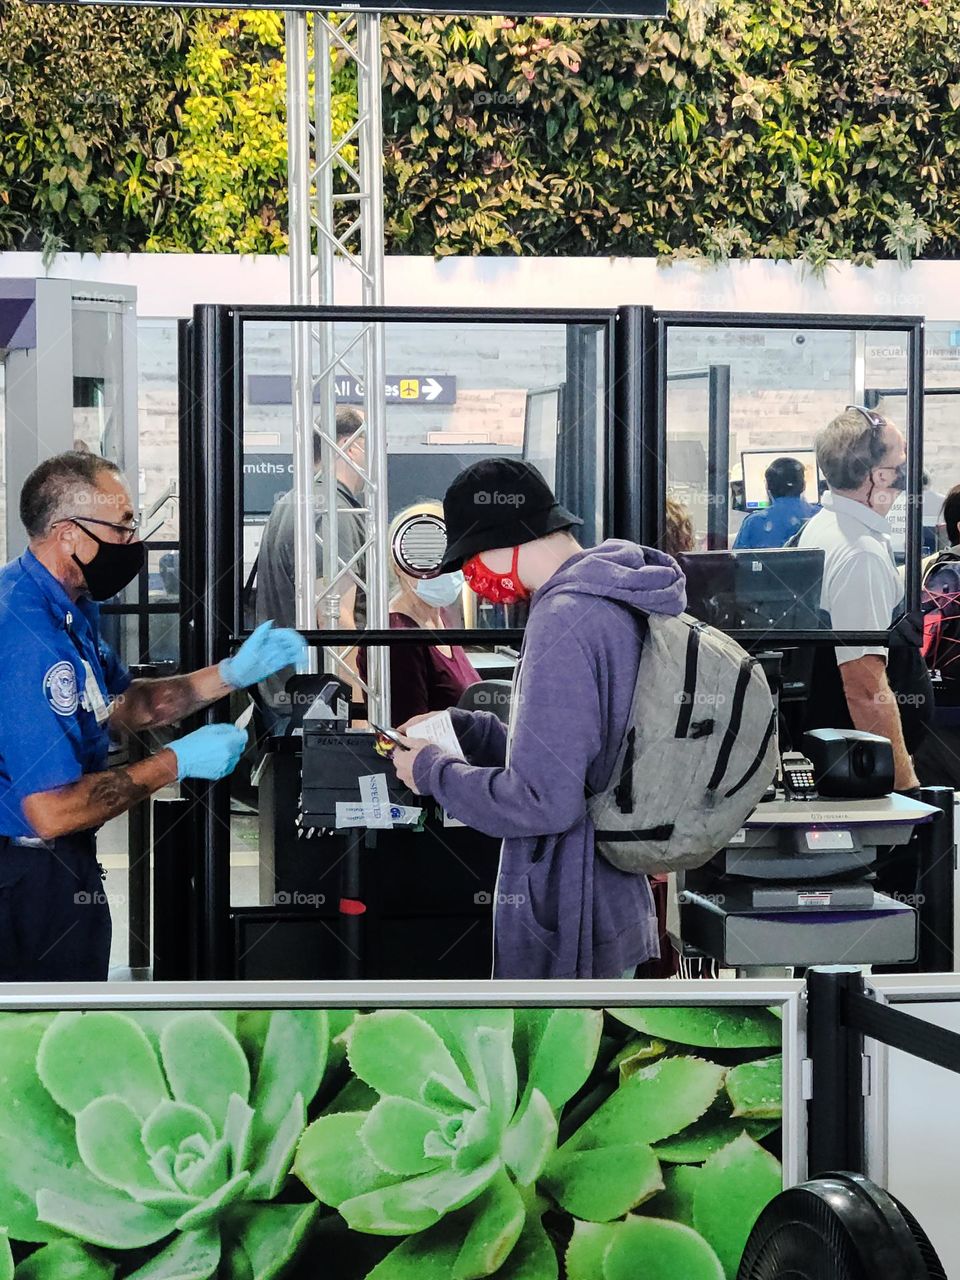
[{"xmin": 43, "ymin": 660, "xmax": 79, "ymax": 717}]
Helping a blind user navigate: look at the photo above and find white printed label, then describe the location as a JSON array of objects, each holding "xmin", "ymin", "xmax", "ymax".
[
  {"xmin": 798, "ymin": 892, "xmax": 832, "ymax": 907},
  {"xmin": 359, "ymin": 774, "xmax": 393, "ymax": 828},
  {"xmin": 728, "ymin": 828, "xmax": 747, "ymax": 844}
]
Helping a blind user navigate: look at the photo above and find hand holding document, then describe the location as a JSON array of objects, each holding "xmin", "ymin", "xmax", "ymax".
[{"xmin": 403, "ymin": 709, "xmax": 466, "ymax": 760}]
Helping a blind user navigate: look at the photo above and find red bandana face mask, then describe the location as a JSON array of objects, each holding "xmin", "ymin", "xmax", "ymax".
[{"xmin": 463, "ymin": 547, "xmax": 531, "ymax": 605}]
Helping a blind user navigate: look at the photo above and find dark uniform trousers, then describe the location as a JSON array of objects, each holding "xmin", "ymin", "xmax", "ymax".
[{"xmin": 0, "ymin": 832, "xmax": 111, "ymax": 981}]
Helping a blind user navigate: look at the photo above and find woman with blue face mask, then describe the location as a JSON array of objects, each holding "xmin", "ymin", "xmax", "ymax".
[{"xmin": 357, "ymin": 503, "xmax": 479, "ymax": 725}]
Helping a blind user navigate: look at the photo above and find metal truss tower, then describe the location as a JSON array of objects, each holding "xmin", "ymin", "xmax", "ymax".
[{"xmin": 285, "ymin": 11, "xmax": 389, "ymax": 720}]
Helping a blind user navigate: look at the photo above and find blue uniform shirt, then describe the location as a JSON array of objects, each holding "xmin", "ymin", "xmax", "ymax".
[
  {"xmin": 0, "ymin": 550, "xmax": 130, "ymax": 837},
  {"xmin": 733, "ymin": 496, "xmax": 820, "ymax": 550}
]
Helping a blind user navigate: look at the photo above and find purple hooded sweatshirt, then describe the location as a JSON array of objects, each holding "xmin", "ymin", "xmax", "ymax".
[{"xmin": 412, "ymin": 539, "xmax": 687, "ymax": 979}]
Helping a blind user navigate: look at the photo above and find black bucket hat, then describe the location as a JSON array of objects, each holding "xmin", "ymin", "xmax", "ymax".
[{"xmin": 438, "ymin": 457, "xmax": 582, "ymax": 573}]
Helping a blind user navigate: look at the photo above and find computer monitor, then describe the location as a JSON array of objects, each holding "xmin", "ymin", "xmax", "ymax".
[
  {"xmin": 741, "ymin": 449, "xmax": 820, "ymax": 511},
  {"xmin": 678, "ymin": 548, "xmax": 826, "ymax": 631}
]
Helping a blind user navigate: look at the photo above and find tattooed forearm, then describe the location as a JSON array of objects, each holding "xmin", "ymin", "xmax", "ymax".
[
  {"xmin": 87, "ymin": 767, "xmax": 152, "ymax": 818},
  {"xmin": 112, "ymin": 667, "xmax": 232, "ymax": 732},
  {"xmin": 22, "ymin": 752, "xmax": 179, "ymax": 840}
]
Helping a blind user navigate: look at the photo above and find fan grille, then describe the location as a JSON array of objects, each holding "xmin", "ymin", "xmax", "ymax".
[
  {"xmin": 737, "ymin": 1177, "xmax": 947, "ymax": 1280},
  {"xmin": 738, "ymin": 1197, "xmax": 868, "ymax": 1280},
  {"xmin": 892, "ymin": 1196, "xmax": 948, "ymax": 1280}
]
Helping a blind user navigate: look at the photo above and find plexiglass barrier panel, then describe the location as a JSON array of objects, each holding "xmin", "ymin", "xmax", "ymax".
[
  {"xmin": 0, "ymin": 990, "xmax": 795, "ymax": 1277},
  {"xmin": 663, "ymin": 323, "xmax": 915, "ymax": 636},
  {"xmin": 239, "ymin": 318, "xmax": 606, "ymax": 637}
]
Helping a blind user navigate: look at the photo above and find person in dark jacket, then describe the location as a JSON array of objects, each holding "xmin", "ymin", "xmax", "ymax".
[{"xmin": 391, "ymin": 458, "xmax": 685, "ymax": 980}]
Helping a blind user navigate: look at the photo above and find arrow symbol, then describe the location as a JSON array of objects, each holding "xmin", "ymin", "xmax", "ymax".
[{"xmin": 422, "ymin": 377, "xmax": 442, "ymax": 402}]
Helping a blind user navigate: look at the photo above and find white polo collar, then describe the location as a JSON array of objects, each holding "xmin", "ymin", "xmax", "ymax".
[{"xmin": 821, "ymin": 490, "xmax": 892, "ymax": 536}]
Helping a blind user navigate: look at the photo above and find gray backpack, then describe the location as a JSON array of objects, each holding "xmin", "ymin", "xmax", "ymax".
[{"xmin": 589, "ymin": 610, "xmax": 778, "ymax": 875}]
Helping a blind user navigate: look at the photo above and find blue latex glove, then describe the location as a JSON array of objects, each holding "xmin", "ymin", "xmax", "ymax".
[
  {"xmin": 220, "ymin": 620, "xmax": 308, "ymax": 690},
  {"xmin": 169, "ymin": 724, "xmax": 248, "ymax": 781}
]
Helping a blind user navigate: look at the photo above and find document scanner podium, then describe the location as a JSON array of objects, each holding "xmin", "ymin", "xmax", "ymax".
[{"xmin": 680, "ymin": 793, "xmax": 941, "ymax": 970}]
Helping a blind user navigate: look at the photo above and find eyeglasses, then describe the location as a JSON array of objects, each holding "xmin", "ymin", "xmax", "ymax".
[
  {"xmin": 845, "ymin": 404, "xmax": 885, "ymax": 431},
  {"xmin": 59, "ymin": 515, "xmax": 141, "ymax": 544}
]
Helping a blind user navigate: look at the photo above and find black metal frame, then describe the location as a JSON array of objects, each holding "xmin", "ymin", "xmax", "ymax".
[
  {"xmin": 173, "ymin": 303, "xmax": 932, "ymax": 979},
  {"xmin": 179, "ymin": 303, "xmax": 622, "ymax": 977},
  {"xmin": 806, "ymin": 965, "xmax": 960, "ymax": 1177},
  {"xmin": 648, "ymin": 310, "xmax": 927, "ymax": 644}
]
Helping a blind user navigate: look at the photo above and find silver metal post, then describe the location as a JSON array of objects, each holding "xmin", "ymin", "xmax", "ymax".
[
  {"xmin": 285, "ymin": 10, "xmax": 390, "ymax": 720},
  {"xmin": 285, "ymin": 12, "xmax": 319, "ymax": 646}
]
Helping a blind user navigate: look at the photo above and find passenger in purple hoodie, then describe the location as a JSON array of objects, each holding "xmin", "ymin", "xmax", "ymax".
[{"xmin": 391, "ymin": 458, "xmax": 687, "ymax": 980}]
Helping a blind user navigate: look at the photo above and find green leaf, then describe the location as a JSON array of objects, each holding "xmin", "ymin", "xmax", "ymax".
[
  {"xmin": 295, "ymin": 1112, "xmax": 401, "ymax": 1208},
  {"xmin": 37, "ymin": 1013, "xmax": 168, "ymax": 1120},
  {"xmin": 610, "ymin": 1036, "xmax": 668, "ymax": 1080},
  {"xmin": 75, "ymin": 1095, "xmax": 168, "ymax": 1200},
  {"xmin": 654, "ymin": 1107, "xmax": 778, "ymax": 1163},
  {"xmin": 725, "ymin": 1056, "xmax": 782, "ymax": 1119},
  {"xmin": 565, "ymin": 1057, "xmax": 725, "ymax": 1150},
  {"xmin": 418, "ymin": 1010, "xmax": 514, "ymax": 1096},
  {"xmin": 123, "ymin": 1228, "xmax": 221, "ymax": 1280},
  {"xmin": 248, "ymin": 1012, "xmax": 327, "ymax": 1164},
  {"xmin": 174, "ymin": 1170, "xmax": 250, "ymax": 1231},
  {"xmin": 496, "ymin": 1210, "xmax": 558, "ymax": 1280},
  {"xmin": 245, "ymin": 1091, "xmax": 306, "ymax": 1200},
  {"xmin": 360, "ymin": 1096, "xmax": 445, "ymax": 1177},
  {"xmin": 502, "ymin": 1088, "xmax": 557, "ymax": 1186},
  {"xmin": 36, "ymin": 1186, "xmax": 174, "ymax": 1250},
  {"xmin": 607, "ymin": 1008, "xmax": 781, "ymax": 1050},
  {"xmin": 543, "ymin": 1143, "xmax": 662, "ymax": 1221},
  {"xmin": 222, "ymin": 1202, "xmax": 318, "ymax": 1280},
  {"xmin": 13, "ymin": 1239, "xmax": 115, "ymax": 1280},
  {"xmin": 453, "ymin": 1170, "xmax": 525, "ymax": 1279},
  {"xmin": 514, "ymin": 1010, "xmax": 603, "ymax": 1110},
  {"xmin": 224, "ymin": 1092, "xmax": 255, "ymax": 1174},
  {"xmin": 0, "ymin": 1018, "xmax": 111, "ymax": 1242},
  {"xmin": 647, "ymin": 1163, "xmax": 701, "ymax": 1228},
  {"xmin": 142, "ymin": 1100, "xmax": 217, "ymax": 1157},
  {"xmin": 0, "ymin": 1232, "xmax": 10, "ymax": 1280},
  {"xmin": 604, "ymin": 1216, "xmax": 725, "ymax": 1280},
  {"xmin": 160, "ymin": 1013, "xmax": 251, "ymax": 1131},
  {"xmin": 566, "ymin": 1221, "xmax": 616, "ymax": 1280},
  {"xmin": 346, "ymin": 1012, "xmax": 470, "ymax": 1104},
  {"xmin": 364, "ymin": 1222, "xmax": 462, "ymax": 1279},
  {"xmin": 693, "ymin": 1134, "xmax": 782, "ymax": 1279},
  {"xmin": 339, "ymin": 1157, "xmax": 501, "ymax": 1235}
]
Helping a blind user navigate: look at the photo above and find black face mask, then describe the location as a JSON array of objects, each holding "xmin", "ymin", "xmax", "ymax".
[{"xmin": 72, "ymin": 527, "xmax": 145, "ymax": 601}]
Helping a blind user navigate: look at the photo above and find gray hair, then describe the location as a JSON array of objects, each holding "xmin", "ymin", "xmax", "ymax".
[
  {"xmin": 20, "ymin": 451, "xmax": 122, "ymax": 539},
  {"xmin": 815, "ymin": 408, "xmax": 891, "ymax": 492}
]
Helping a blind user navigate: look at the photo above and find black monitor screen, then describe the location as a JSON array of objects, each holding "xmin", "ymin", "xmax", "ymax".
[{"xmin": 679, "ymin": 548, "xmax": 826, "ymax": 632}]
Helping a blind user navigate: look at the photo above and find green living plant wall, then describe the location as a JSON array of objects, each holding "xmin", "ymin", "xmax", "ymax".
[
  {"xmin": 0, "ymin": 1004, "xmax": 783, "ymax": 1278},
  {"xmin": 3, "ymin": 0, "xmax": 960, "ymax": 261}
]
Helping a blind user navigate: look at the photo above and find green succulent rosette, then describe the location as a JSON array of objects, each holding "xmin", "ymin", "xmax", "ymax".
[
  {"xmin": 296, "ymin": 1008, "xmax": 604, "ymax": 1278},
  {"xmin": 0, "ymin": 1009, "xmax": 332, "ymax": 1279}
]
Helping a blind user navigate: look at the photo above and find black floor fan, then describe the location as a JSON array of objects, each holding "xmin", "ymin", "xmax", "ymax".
[{"xmin": 737, "ymin": 1172, "xmax": 948, "ymax": 1280}]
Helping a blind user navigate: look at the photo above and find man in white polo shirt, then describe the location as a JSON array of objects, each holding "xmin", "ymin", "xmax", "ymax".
[{"xmin": 798, "ymin": 404, "xmax": 931, "ymax": 790}]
